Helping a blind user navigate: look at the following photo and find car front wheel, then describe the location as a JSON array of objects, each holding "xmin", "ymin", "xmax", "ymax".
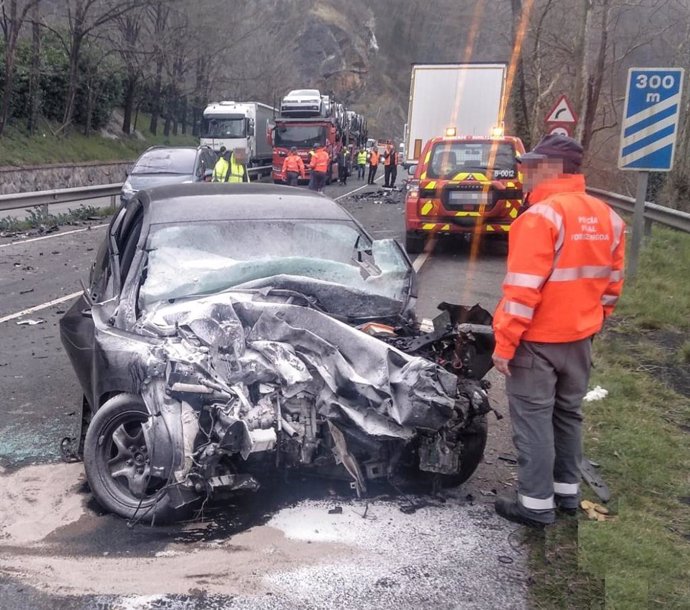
[{"xmin": 83, "ymin": 393, "xmax": 177, "ymax": 523}]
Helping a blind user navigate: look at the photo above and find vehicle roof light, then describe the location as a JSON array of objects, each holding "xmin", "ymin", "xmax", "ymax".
[
  {"xmin": 491, "ymin": 125, "xmax": 504, "ymax": 137},
  {"xmin": 445, "ymin": 126, "xmax": 457, "ymax": 137}
]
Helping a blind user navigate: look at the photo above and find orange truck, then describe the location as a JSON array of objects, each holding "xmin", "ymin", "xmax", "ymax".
[
  {"xmin": 401, "ymin": 63, "xmax": 526, "ymax": 253},
  {"xmin": 404, "ymin": 134, "xmax": 526, "ymax": 253}
]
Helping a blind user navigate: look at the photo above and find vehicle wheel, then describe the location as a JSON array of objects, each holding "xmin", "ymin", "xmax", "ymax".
[
  {"xmin": 439, "ymin": 415, "xmax": 488, "ymax": 487},
  {"xmin": 83, "ymin": 393, "xmax": 178, "ymax": 523},
  {"xmin": 405, "ymin": 232, "xmax": 425, "ymax": 254}
]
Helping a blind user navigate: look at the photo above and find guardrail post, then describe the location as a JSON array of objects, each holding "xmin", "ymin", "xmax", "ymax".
[
  {"xmin": 110, "ymin": 194, "xmax": 117, "ymax": 212},
  {"xmin": 644, "ymin": 217, "xmax": 653, "ymax": 237},
  {"xmin": 628, "ymin": 171, "xmax": 648, "ymax": 279}
]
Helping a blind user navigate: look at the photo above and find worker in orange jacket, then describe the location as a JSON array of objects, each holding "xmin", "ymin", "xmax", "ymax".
[
  {"xmin": 309, "ymin": 143, "xmax": 330, "ymax": 192},
  {"xmin": 281, "ymin": 146, "xmax": 305, "ymax": 186},
  {"xmin": 492, "ymin": 134, "xmax": 625, "ymax": 528}
]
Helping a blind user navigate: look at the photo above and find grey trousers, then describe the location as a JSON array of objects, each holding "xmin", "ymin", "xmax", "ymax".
[{"xmin": 506, "ymin": 338, "xmax": 592, "ymax": 520}]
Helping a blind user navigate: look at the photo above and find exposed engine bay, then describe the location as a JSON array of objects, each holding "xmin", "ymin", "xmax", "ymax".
[{"xmin": 80, "ymin": 290, "xmax": 496, "ymax": 522}]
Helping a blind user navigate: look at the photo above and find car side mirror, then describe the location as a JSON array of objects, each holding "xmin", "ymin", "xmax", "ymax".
[{"xmin": 407, "ymin": 164, "xmax": 417, "ymax": 176}]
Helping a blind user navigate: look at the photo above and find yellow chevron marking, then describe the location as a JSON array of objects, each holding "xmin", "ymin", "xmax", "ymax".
[
  {"xmin": 422, "ymin": 223, "xmax": 436, "ymax": 230},
  {"xmin": 424, "ymin": 150, "xmax": 432, "ymax": 163},
  {"xmin": 441, "ymin": 224, "xmax": 450, "ymax": 231},
  {"xmin": 426, "ymin": 181, "xmax": 437, "ymax": 190},
  {"xmin": 420, "ymin": 171, "xmax": 427, "ymax": 179},
  {"xmin": 501, "ymin": 225, "xmax": 511, "ymax": 232},
  {"xmin": 455, "ymin": 211, "xmax": 481, "ymax": 217},
  {"xmin": 486, "ymin": 226, "xmax": 495, "ymax": 232},
  {"xmin": 506, "ymin": 182, "xmax": 515, "ymax": 188},
  {"xmin": 421, "ymin": 202, "xmax": 433, "ymax": 215},
  {"xmin": 509, "ymin": 208, "xmax": 518, "ymax": 219},
  {"xmin": 505, "ymin": 201, "xmax": 511, "ymax": 208}
]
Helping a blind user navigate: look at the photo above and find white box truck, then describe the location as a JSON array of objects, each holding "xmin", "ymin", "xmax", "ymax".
[
  {"xmin": 403, "ymin": 63, "xmax": 507, "ymax": 165},
  {"xmin": 200, "ymin": 101, "xmax": 276, "ymax": 166}
]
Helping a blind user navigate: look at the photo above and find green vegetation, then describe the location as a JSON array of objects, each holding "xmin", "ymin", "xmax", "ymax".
[
  {"xmin": 0, "ymin": 204, "xmax": 113, "ymax": 234},
  {"xmin": 0, "ymin": 117, "xmax": 197, "ymax": 167},
  {"xmin": 530, "ymin": 225, "xmax": 690, "ymax": 609}
]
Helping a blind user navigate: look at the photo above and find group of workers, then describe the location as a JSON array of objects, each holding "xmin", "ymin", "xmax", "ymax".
[
  {"xmin": 212, "ymin": 140, "xmax": 400, "ymax": 192},
  {"xmin": 279, "ymin": 140, "xmax": 400, "ymax": 192}
]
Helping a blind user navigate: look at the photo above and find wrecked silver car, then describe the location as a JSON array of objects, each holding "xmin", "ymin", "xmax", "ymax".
[{"xmin": 60, "ymin": 183, "xmax": 495, "ymax": 522}]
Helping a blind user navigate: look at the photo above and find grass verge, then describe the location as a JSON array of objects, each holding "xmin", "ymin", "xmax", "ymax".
[
  {"xmin": 529, "ymin": 225, "xmax": 690, "ymax": 609},
  {"xmin": 0, "ymin": 114, "xmax": 197, "ymax": 167}
]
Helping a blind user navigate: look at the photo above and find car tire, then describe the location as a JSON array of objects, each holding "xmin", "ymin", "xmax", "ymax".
[
  {"xmin": 405, "ymin": 232, "xmax": 425, "ymax": 254},
  {"xmin": 83, "ymin": 393, "xmax": 182, "ymax": 523},
  {"xmin": 439, "ymin": 415, "xmax": 489, "ymax": 487}
]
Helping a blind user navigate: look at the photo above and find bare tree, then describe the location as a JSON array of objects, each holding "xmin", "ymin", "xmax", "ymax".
[
  {"xmin": 0, "ymin": 0, "xmax": 40, "ymax": 135},
  {"xmin": 44, "ymin": 0, "xmax": 145, "ymax": 132}
]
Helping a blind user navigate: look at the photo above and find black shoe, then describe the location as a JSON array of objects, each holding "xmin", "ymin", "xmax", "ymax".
[
  {"xmin": 495, "ymin": 497, "xmax": 553, "ymax": 529},
  {"xmin": 555, "ymin": 494, "xmax": 578, "ymax": 516}
]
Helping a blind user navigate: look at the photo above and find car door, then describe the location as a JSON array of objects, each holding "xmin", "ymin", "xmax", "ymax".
[{"xmin": 59, "ymin": 202, "xmax": 143, "ymax": 408}]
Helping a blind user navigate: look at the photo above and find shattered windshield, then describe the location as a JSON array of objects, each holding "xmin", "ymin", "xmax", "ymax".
[{"xmin": 139, "ymin": 220, "xmax": 411, "ymax": 318}]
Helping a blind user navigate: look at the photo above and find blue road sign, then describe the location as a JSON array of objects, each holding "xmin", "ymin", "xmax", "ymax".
[{"xmin": 618, "ymin": 67, "xmax": 684, "ymax": 171}]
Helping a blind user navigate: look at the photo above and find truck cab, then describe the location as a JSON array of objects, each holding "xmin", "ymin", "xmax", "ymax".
[
  {"xmin": 404, "ymin": 135, "xmax": 526, "ymax": 253},
  {"xmin": 269, "ymin": 117, "xmax": 338, "ymax": 184}
]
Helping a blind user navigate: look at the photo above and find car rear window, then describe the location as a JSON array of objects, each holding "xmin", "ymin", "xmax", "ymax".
[
  {"xmin": 132, "ymin": 149, "xmax": 197, "ymax": 175},
  {"xmin": 426, "ymin": 141, "xmax": 517, "ymax": 179}
]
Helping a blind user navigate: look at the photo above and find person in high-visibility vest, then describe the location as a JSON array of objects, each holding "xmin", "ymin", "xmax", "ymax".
[
  {"xmin": 491, "ymin": 134, "xmax": 625, "ymax": 528},
  {"xmin": 227, "ymin": 148, "xmax": 249, "ymax": 183},
  {"xmin": 356, "ymin": 147, "xmax": 367, "ymax": 180},
  {"xmin": 281, "ymin": 146, "xmax": 305, "ymax": 186},
  {"xmin": 308, "ymin": 144, "xmax": 330, "ymax": 192},
  {"xmin": 212, "ymin": 148, "xmax": 249, "ymax": 183}
]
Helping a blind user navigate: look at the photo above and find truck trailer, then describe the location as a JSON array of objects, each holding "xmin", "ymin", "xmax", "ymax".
[
  {"xmin": 200, "ymin": 101, "xmax": 276, "ymax": 166},
  {"xmin": 403, "ymin": 63, "xmax": 507, "ymax": 166}
]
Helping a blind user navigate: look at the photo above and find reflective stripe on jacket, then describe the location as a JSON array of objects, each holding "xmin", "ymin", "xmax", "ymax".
[
  {"xmin": 309, "ymin": 149, "xmax": 330, "ymax": 173},
  {"xmin": 357, "ymin": 151, "xmax": 367, "ymax": 165},
  {"xmin": 228, "ymin": 154, "xmax": 246, "ymax": 183},
  {"xmin": 282, "ymin": 153, "xmax": 305, "ymax": 177},
  {"xmin": 492, "ymin": 174, "xmax": 625, "ymax": 359}
]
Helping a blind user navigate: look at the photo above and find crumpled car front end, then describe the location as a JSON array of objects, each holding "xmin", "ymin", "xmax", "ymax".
[{"xmin": 81, "ymin": 288, "xmax": 494, "ymax": 523}]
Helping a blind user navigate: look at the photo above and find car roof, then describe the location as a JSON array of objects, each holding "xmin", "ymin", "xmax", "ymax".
[{"xmin": 140, "ymin": 183, "xmax": 354, "ymax": 224}]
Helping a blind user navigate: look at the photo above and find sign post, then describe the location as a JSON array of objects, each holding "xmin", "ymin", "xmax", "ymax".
[
  {"xmin": 545, "ymin": 94, "xmax": 577, "ymax": 136},
  {"xmin": 618, "ymin": 67, "xmax": 684, "ymax": 278}
]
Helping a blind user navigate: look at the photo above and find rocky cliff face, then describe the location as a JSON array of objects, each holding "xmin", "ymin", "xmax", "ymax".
[{"xmin": 224, "ymin": 0, "xmax": 513, "ymax": 142}]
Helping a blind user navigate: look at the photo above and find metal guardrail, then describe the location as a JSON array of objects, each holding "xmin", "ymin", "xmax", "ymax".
[
  {"xmin": 0, "ymin": 165, "xmax": 273, "ymax": 214},
  {"xmin": 1, "ymin": 175, "xmax": 687, "ymax": 233},
  {"xmin": 586, "ymin": 187, "xmax": 690, "ymax": 233}
]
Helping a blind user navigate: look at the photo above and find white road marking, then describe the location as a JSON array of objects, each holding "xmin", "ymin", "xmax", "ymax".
[
  {"xmin": 0, "ymin": 291, "xmax": 82, "ymax": 325},
  {"xmin": 0, "ymin": 223, "xmax": 108, "ymax": 248},
  {"xmin": 412, "ymin": 250, "xmax": 431, "ymax": 272}
]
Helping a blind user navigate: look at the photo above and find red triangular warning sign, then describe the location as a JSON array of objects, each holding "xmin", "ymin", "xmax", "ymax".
[{"xmin": 545, "ymin": 95, "xmax": 578, "ymax": 124}]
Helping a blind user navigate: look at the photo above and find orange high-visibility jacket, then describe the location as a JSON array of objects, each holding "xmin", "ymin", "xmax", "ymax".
[
  {"xmin": 369, "ymin": 150, "xmax": 379, "ymax": 166},
  {"xmin": 309, "ymin": 149, "xmax": 330, "ymax": 173},
  {"xmin": 282, "ymin": 153, "xmax": 305, "ymax": 177},
  {"xmin": 493, "ymin": 174, "xmax": 625, "ymax": 360}
]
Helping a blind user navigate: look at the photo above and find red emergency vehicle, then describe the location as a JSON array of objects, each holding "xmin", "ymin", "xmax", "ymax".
[
  {"xmin": 404, "ymin": 135, "xmax": 526, "ymax": 253},
  {"xmin": 270, "ymin": 117, "xmax": 339, "ymax": 184}
]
